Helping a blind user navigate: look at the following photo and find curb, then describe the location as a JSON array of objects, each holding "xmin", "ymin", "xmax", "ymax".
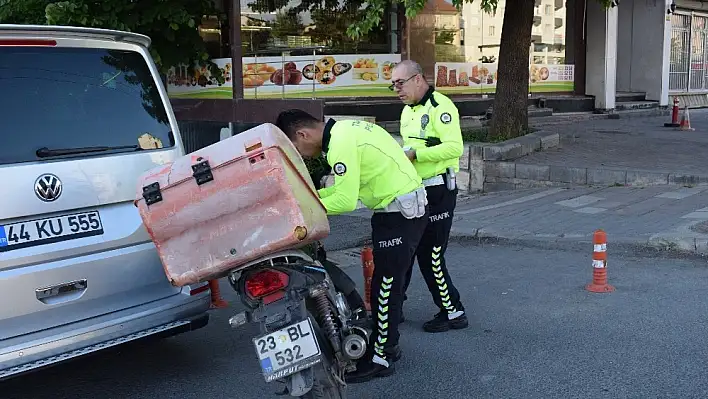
[
  {"xmin": 448, "ymin": 226, "xmax": 708, "ymax": 258},
  {"xmin": 483, "ymin": 162, "xmax": 708, "ymax": 191},
  {"xmin": 647, "ymin": 225, "xmax": 708, "ymax": 255}
]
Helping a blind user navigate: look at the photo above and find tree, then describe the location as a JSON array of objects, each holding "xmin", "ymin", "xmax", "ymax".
[
  {"xmin": 0, "ymin": 0, "xmax": 225, "ymax": 82},
  {"xmin": 347, "ymin": 0, "xmax": 616, "ymax": 139},
  {"xmin": 271, "ymin": 10, "xmax": 305, "ymax": 39}
]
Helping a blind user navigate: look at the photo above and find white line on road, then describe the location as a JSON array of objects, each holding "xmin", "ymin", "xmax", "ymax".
[
  {"xmin": 456, "ymin": 188, "xmax": 567, "ymax": 215},
  {"xmin": 573, "ymin": 207, "xmax": 607, "ymax": 214},
  {"xmin": 656, "ymin": 186, "xmax": 708, "ymax": 199},
  {"xmin": 555, "ymin": 195, "xmax": 603, "ymax": 208},
  {"xmin": 681, "ymin": 211, "xmax": 708, "ymax": 219}
]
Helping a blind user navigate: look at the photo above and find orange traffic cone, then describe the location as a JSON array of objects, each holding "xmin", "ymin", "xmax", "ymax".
[
  {"xmin": 361, "ymin": 247, "xmax": 374, "ymax": 312},
  {"xmin": 679, "ymin": 106, "xmax": 695, "ymax": 131},
  {"xmin": 586, "ymin": 229, "xmax": 614, "ymax": 293},
  {"xmin": 209, "ymin": 279, "xmax": 229, "ymax": 309}
]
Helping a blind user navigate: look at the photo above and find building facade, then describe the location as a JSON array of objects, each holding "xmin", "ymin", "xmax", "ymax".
[{"xmin": 172, "ymin": 0, "xmax": 678, "ymax": 113}]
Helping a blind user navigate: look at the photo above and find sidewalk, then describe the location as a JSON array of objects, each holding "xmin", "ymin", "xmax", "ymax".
[
  {"xmin": 516, "ymin": 109, "xmax": 708, "ymax": 179},
  {"xmin": 327, "ymin": 184, "xmax": 708, "ymax": 266},
  {"xmin": 450, "ymin": 185, "xmax": 708, "ymax": 254}
]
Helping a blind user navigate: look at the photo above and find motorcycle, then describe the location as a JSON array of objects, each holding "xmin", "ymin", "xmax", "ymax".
[{"xmin": 226, "ymin": 241, "xmax": 370, "ymax": 398}]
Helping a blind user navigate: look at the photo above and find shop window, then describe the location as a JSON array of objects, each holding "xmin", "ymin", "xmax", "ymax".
[
  {"xmin": 168, "ymin": 0, "xmax": 401, "ymax": 99},
  {"xmin": 240, "ymin": 0, "xmax": 391, "ymax": 57},
  {"xmin": 420, "ymin": 0, "xmax": 571, "ymax": 97}
]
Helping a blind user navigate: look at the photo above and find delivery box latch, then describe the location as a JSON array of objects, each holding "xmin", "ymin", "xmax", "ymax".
[
  {"xmin": 142, "ymin": 182, "xmax": 163, "ymax": 206},
  {"xmin": 191, "ymin": 158, "xmax": 214, "ymax": 186}
]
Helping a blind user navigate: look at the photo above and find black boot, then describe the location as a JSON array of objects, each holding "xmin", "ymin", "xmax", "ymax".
[
  {"xmin": 385, "ymin": 345, "xmax": 402, "ymax": 362},
  {"xmin": 344, "ymin": 354, "xmax": 395, "ymax": 383},
  {"xmin": 423, "ymin": 310, "xmax": 469, "ymax": 333}
]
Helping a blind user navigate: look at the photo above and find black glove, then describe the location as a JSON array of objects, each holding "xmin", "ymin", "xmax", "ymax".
[{"xmin": 407, "ymin": 136, "xmax": 442, "ymax": 147}]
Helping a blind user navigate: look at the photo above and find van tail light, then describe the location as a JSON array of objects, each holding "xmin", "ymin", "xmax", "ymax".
[
  {"xmin": 245, "ymin": 269, "xmax": 289, "ymax": 301},
  {"xmin": 0, "ymin": 39, "xmax": 57, "ymax": 46}
]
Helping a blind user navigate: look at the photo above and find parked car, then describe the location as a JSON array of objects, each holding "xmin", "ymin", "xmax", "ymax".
[{"xmin": 0, "ymin": 24, "xmax": 211, "ymax": 380}]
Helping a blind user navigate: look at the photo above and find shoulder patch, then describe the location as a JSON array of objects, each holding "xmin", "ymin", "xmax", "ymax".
[
  {"xmin": 333, "ymin": 162, "xmax": 347, "ymax": 176},
  {"xmin": 440, "ymin": 112, "xmax": 452, "ymax": 124}
]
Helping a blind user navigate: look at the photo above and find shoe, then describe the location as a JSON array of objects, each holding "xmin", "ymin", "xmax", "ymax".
[
  {"xmin": 423, "ymin": 311, "xmax": 469, "ymax": 333},
  {"xmin": 385, "ymin": 345, "xmax": 402, "ymax": 362},
  {"xmin": 344, "ymin": 355, "xmax": 395, "ymax": 383}
]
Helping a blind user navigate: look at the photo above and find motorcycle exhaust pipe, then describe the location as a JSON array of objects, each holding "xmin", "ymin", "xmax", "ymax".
[{"xmin": 342, "ymin": 333, "xmax": 367, "ymax": 360}]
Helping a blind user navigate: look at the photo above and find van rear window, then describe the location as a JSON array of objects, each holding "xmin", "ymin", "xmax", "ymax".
[{"xmin": 0, "ymin": 47, "xmax": 175, "ymax": 165}]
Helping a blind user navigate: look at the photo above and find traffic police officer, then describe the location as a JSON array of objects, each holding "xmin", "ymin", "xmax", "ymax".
[
  {"xmin": 391, "ymin": 60, "xmax": 469, "ymax": 333},
  {"xmin": 275, "ymin": 109, "xmax": 428, "ymax": 383}
]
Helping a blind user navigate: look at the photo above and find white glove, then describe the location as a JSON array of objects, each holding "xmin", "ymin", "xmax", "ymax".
[{"xmin": 320, "ymin": 174, "xmax": 335, "ymax": 189}]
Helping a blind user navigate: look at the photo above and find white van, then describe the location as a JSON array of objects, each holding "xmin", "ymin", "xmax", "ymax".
[{"xmin": 0, "ymin": 24, "xmax": 211, "ymax": 380}]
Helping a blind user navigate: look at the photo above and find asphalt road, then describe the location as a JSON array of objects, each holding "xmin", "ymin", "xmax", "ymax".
[
  {"xmin": 321, "ymin": 214, "xmax": 372, "ymax": 251},
  {"xmin": 3, "ymin": 241, "xmax": 708, "ymax": 399}
]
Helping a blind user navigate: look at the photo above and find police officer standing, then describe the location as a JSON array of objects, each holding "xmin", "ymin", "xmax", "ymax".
[
  {"xmin": 275, "ymin": 110, "xmax": 428, "ymax": 383},
  {"xmin": 391, "ymin": 60, "xmax": 469, "ymax": 333}
]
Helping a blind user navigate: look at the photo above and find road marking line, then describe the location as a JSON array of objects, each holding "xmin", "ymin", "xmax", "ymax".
[
  {"xmin": 656, "ymin": 187, "xmax": 708, "ymax": 199},
  {"xmin": 555, "ymin": 195, "xmax": 603, "ymax": 208},
  {"xmin": 681, "ymin": 211, "xmax": 708, "ymax": 219},
  {"xmin": 456, "ymin": 188, "xmax": 567, "ymax": 215},
  {"xmin": 573, "ymin": 207, "xmax": 607, "ymax": 214}
]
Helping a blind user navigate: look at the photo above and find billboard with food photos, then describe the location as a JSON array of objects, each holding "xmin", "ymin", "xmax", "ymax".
[
  {"xmin": 433, "ymin": 62, "xmax": 575, "ymax": 94},
  {"xmin": 166, "ymin": 54, "xmax": 402, "ymax": 99}
]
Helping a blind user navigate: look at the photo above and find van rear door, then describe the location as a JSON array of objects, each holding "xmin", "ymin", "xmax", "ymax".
[{"xmin": 0, "ymin": 36, "xmax": 187, "ymax": 340}]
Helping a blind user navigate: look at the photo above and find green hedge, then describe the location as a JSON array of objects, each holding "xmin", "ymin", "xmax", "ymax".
[{"xmin": 304, "ymin": 155, "xmax": 332, "ymax": 189}]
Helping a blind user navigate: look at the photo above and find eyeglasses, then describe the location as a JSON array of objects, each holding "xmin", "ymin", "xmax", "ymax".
[{"xmin": 388, "ymin": 74, "xmax": 417, "ymax": 91}]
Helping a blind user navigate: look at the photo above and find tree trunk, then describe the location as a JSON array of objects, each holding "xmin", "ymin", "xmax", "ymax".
[{"xmin": 489, "ymin": 0, "xmax": 535, "ymax": 140}]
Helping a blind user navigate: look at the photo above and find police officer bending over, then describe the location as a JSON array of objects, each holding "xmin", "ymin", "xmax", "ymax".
[
  {"xmin": 275, "ymin": 110, "xmax": 428, "ymax": 383},
  {"xmin": 391, "ymin": 60, "xmax": 469, "ymax": 333}
]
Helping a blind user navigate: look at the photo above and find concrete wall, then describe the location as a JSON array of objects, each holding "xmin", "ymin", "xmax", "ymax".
[
  {"xmin": 585, "ymin": 1, "xmax": 618, "ymax": 110},
  {"xmin": 676, "ymin": 0, "xmax": 708, "ymax": 11},
  {"xmin": 616, "ymin": 0, "xmax": 672, "ymax": 105}
]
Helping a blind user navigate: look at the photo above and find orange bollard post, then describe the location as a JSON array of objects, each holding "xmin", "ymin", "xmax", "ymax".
[
  {"xmin": 361, "ymin": 247, "xmax": 374, "ymax": 312},
  {"xmin": 664, "ymin": 96, "xmax": 681, "ymax": 127},
  {"xmin": 586, "ymin": 229, "xmax": 615, "ymax": 293},
  {"xmin": 209, "ymin": 279, "xmax": 229, "ymax": 309}
]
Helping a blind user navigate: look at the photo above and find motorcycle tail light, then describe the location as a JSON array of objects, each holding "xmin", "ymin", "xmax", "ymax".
[{"xmin": 245, "ymin": 269, "xmax": 289, "ymax": 299}]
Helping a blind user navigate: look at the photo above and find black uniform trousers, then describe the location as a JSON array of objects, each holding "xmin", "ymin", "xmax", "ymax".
[
  {"xmin": 403, "ymin": 180, "xmax": 464, "ymax": 315},
  {"xmin": 368, "ymin": 206, "xmax": 427, "ymax": 361}
]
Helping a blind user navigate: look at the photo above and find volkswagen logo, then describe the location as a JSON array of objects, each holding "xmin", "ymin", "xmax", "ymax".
[{"xmin": 35, "ymin": 174, "xmax": 63, "ymax": 202}]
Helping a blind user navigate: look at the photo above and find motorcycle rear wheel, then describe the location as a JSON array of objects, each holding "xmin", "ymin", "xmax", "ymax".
[
  {"xmin": 301, "ymin": 316, "xmax": 346, "ymax": 399},
  {"xmin": 302, "ymin": 358, "xmax": 345, "ymax": 399}
]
